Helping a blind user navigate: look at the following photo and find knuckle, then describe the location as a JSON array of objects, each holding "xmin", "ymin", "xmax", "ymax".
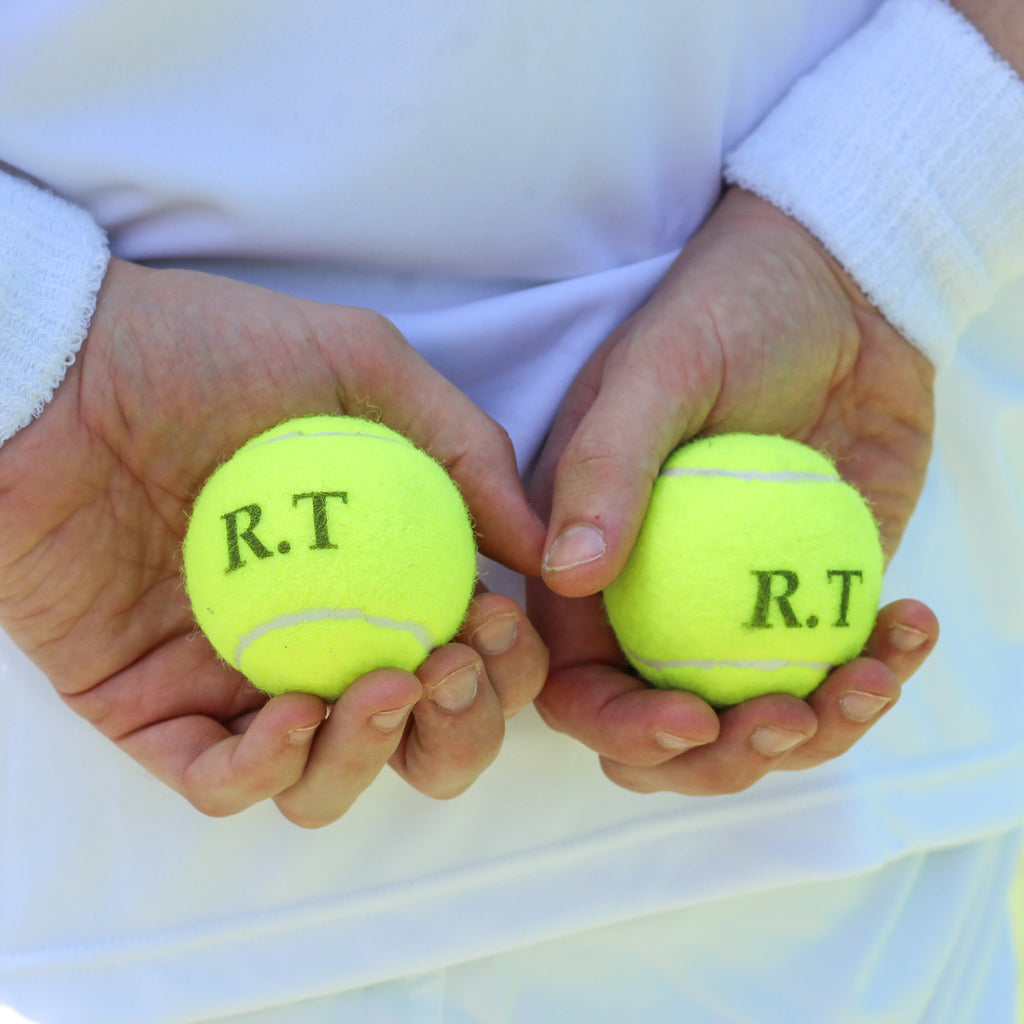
[
  {"xmin": 558, "ymin": 434, "xmax": 629, "ymax": 486},
  {"xmin": 483, "ymin": 419, "xmax": 518, "ymax": 463},
  {"xmin": 343, "ymin": 306, "xmax": 403, "ymax": 344}
]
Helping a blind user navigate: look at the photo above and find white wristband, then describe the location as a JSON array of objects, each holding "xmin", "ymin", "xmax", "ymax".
[
  {"xmin": 0, "ymin": 169, "xmax": 109, "ymax": 443},
  {"xmin": 724, "ymin": 0, "xmax": 1024, "ymax": 369}
]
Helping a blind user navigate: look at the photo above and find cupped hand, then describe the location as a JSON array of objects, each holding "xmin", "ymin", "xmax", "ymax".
[
  {"xmin": 0, "ymin": 257, "xmax": 548, "ymax": 826},
  {"xmin": 528, "ymin": 187, "xmax": 938, "ymax": 795}
]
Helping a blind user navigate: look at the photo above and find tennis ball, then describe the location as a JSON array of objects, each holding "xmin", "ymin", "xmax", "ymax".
[
  {"xmin": 603, "ymin": 433, "xmax": 884, "ymax": 707},
  {"xmin": 183, "ymin": 415, "xmax": 477, "ymax": 700}
]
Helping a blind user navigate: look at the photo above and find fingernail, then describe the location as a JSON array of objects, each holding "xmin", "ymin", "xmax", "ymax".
[
  {"xmin": 655, "ymin": 730, "xmax": 702, "ymax": 753},
  {"xmin": 428, "ymin": 665, "xmax": 480, "ymax": 714},
  {"xmin": 370, "ymin": 703, "xmax": 415, "ymax": 733},
  {"xmin": 471, "ymin": 613, "xmax": 518, "ymax": 655},
  {"xmin": 287, "ymin": 723, "xmax": 321, "ymax": 746},
  {"xmin": 890, "ymin": 623, "xmax": 929, "ymax": 652},
  {"xmin": 543, "ymin": 524, "xmax": 606, "ymax": 573},
  {"xmin": 751, "ymin": 725, "xmax": 807, "ymax": 757},
  {"xmin": 840, "ymin": 690, "xmax": 893, "ymax": 723}
]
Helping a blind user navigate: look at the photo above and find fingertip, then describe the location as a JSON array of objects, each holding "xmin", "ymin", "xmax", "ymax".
[
  {"xmin": 425, "ymin": 662, "xmax": 482, "ymax": 715},
  {"xmin": 463, "ymin": 591, "xmax": 522, "ymax": 655},
  {"xmin": 867, "ymin": 599, "xmax": 939, "ymax": 673},
  {"xmin": 540, "ymin": 522, "xmax": 622, "ymax": 599},
  {"xmin": 838, "ymin": 689, "xmax": 895, "ymax": 724},
  {"xmin": 470, "ymin": 612, "xmax": 519, "ymax": 655},
  {"xmin": 477, "ymin": 505, "xmax": 547, "ymax": 577},
  {"xmin": 334, "ymin": 667, "xmax": 423, "ymax": 730},
  {"xmin": 542, "ymin": 522, "xmax": 607, "ymax": 574},
  {"xmin": 230, "ymin": 690, "xmax": 327, "ymax": 745},
  {"xmin": 889, "ymin": 623, "xmax": 931, "ymax": 652},
  {"xmin": 446, "ymin": 434, "xmax": 546, "ymax": 578}
]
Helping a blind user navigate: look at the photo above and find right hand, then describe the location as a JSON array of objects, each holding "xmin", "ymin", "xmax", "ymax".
[
  {"xmin": 527, "ymin": 188, "xmax": 937, "ymax": 796},
  {"xmin": 0, "ymin": 257, "xmax": 548, "ymax": 827}
]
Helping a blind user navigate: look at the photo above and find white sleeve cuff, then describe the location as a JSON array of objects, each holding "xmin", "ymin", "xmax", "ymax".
[
  {"xmin": 724, "ymin": 0, "xmax": 1024, "ymax": 370},
  {"xmin": 0, "ymin": 168, "xmax": 109, "ymax": 443}
]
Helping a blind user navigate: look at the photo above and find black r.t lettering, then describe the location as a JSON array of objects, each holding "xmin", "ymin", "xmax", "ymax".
[
  {"xmin": 292, "ymin": 491, "xmax": 349, "ymax": 549},
  {"xmin": 222, "ymin": 503, "xmax": 273, "ymax": 572},
  {"xmin": 746, "ymin": 570, "xmax": 801, "ymax": 629},
  {"xmin": 827, "ymin": 569, "xmax": 864, "ymax": 627}
]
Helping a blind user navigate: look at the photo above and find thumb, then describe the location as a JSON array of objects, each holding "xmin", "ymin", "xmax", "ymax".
[
  {"xmin": 334, "ymin": 313, "xmax": 545, "ymax": 577},
  {"xmin": 427, "ymin": 405, "xmax": 546, "ymax": 579},
  {"xmin": 535, "ymin": 325, "xmax": 719, "ymax": 598}
]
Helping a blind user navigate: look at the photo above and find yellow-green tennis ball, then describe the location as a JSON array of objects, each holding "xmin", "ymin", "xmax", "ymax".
[
  {"xmin": 183, "ymin": 415, "xmax": 477, "ymax": 700},
  {"xmin": 603, "ymin": 433, "xmax": 884, "ymax": 707}
]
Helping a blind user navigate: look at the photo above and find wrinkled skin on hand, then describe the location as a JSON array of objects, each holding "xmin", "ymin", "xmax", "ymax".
[
  {"xmin": 0, "ymin": 258, "xmax": 548, "ymax": 826},
  {"xmin": 529, "ymin": 187, "xmax": 939, "ymax": 796}
]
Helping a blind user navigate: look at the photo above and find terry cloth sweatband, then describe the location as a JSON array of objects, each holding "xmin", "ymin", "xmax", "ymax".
[
  {"xmin": 0, "ymin": 167, "xmax": 109, "ymax": 444},
  {"xmin": 725, "ymin": 0, "xmax": 1024, "ymax": 370}
]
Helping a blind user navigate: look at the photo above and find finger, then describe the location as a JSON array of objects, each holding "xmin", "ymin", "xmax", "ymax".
[
  {"xmin": 602, "ymin": 599, "xmax": 937, "ymax": 793},
  {"xmin": 600, "ymin": 692, "xmax": 818, "ymax": 796},
  {"xmin": 391, "ymin": 643, "xmax": 504, "ymax": 799},
  {"xmin": 537, "ymin": 319, "xmax": 720, "ymax": 599},
  {"xmin": 861, "ymin": 598, "xmax": 938, "ymax": 676},
  {"xmin": 435, "ymin": 415, "xmax": 547, "ymax": 578},
  {"xmin": 460, "ymin": 590, "xmax": 549, "ymax": 719},
  {"xmin": 536, "ymin": 662, "xmax": 721, "ymax": 768},
  {"xmin": 273, "ymin": 668, "xmax": 422, "ymax": 828},
  {"xmin": 116, "ymin": 687, "xmax": 328, "ymax": 818},
  {"xmin": 527, "ymin": 580, "xmax": 722, "ymax": 764},
  {"xmin": 781, "ymin": 598, "xmax": 938, "ymax": 771},
  {"xmin": 331, "ymin": 311, "xmax": 546, "ymax": 577},
  {"xmin": 67, "ymin": 632, "xmax": 264, "ymax": 742},
  {"xmin": 525, "ymin": 579, "xmax": 624, "ymax": 676},
  {"xmin": 73, "ymin": 635, "xmax": 331, "ymax": 816}
]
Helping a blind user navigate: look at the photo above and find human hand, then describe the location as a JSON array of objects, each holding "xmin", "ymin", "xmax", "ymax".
[
  {"xmin": 0, "ymin": 258, "xmax": 548, "ymax": 826},
  {"xmin": 528, "ymin": 187, "xmax": 939, "ymax": 795}
]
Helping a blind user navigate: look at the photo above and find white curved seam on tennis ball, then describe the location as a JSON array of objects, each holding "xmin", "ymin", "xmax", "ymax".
[
  {"xmin": 234, "ymin": 608, "xmax": 434, "ymax": 668},
  {"xmin": 624, "ymin": 649, "xmax": 833, "ymax": 673},
  {"xmin": 246, "ymin": 427, "xmax": 414, "ymax": 452},
  {"xmin": 660, "ymin": 467, "xmax": 837, "ymax": 483}
]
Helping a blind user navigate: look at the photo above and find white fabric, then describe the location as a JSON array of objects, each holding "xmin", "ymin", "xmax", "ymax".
[
  {"xmin": 0, "ymin": 168, "xmax": 108, "ymax": 442},
  {"xmin": 725, "ymin": 0, "xmax": 1024, "ymax": 370},
  {"xmin": 0, "ymin": 1, "xmax": 1022, "ymax": 1022},
  {"xmin": 71, "ymin": 829, "xmax": 1019, "ymax": 1024}
]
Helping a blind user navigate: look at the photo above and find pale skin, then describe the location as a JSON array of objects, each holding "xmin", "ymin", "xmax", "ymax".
[
  {"xmin": 0, "ymin": 260, "xmax": 549, "ymax": 828},
  {"xmin": 954, "ymin": 0, "xmax": 1024, "ymax": 78},
  {"xmin": 527, "ymin": 0, "xmax": 1024, "ymax": 795},
  {"xmin": 0, "ymin": 193, "xmax": 935, "ymax": 820},
  {"xmin": 529, "ymin": 186, "xmax": 938, "ymax": 795},
  {"xmin": 2, "ymin": 0, "xmax": 1019, "ymax": 822}
]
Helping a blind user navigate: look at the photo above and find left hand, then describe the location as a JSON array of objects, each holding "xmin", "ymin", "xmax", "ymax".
[
  {"xmin": 528, "ymin": 186, "xmax": 939, "ymax": 795},
  {"xmin": 0, "ymin": 258, "xmax": 549, "ymax": 826}
]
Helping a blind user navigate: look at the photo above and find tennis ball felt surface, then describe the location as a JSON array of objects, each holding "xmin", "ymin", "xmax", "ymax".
[
  {"xmin": 603, "ymin": 433, "xmax": 884, "ymax": 707},
  {"xmin": 183, "ymin": 415, "xmax": 477, "ymax": 700}
]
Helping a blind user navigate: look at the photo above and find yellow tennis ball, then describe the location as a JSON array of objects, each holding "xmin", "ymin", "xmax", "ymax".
[
  {"xmin": 183, "ymin": 415, "xmax": 477, "ymax": 700},
  {"xmin": 603, "ymin": 433, "xmax": 884, "ymax": 707}
]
